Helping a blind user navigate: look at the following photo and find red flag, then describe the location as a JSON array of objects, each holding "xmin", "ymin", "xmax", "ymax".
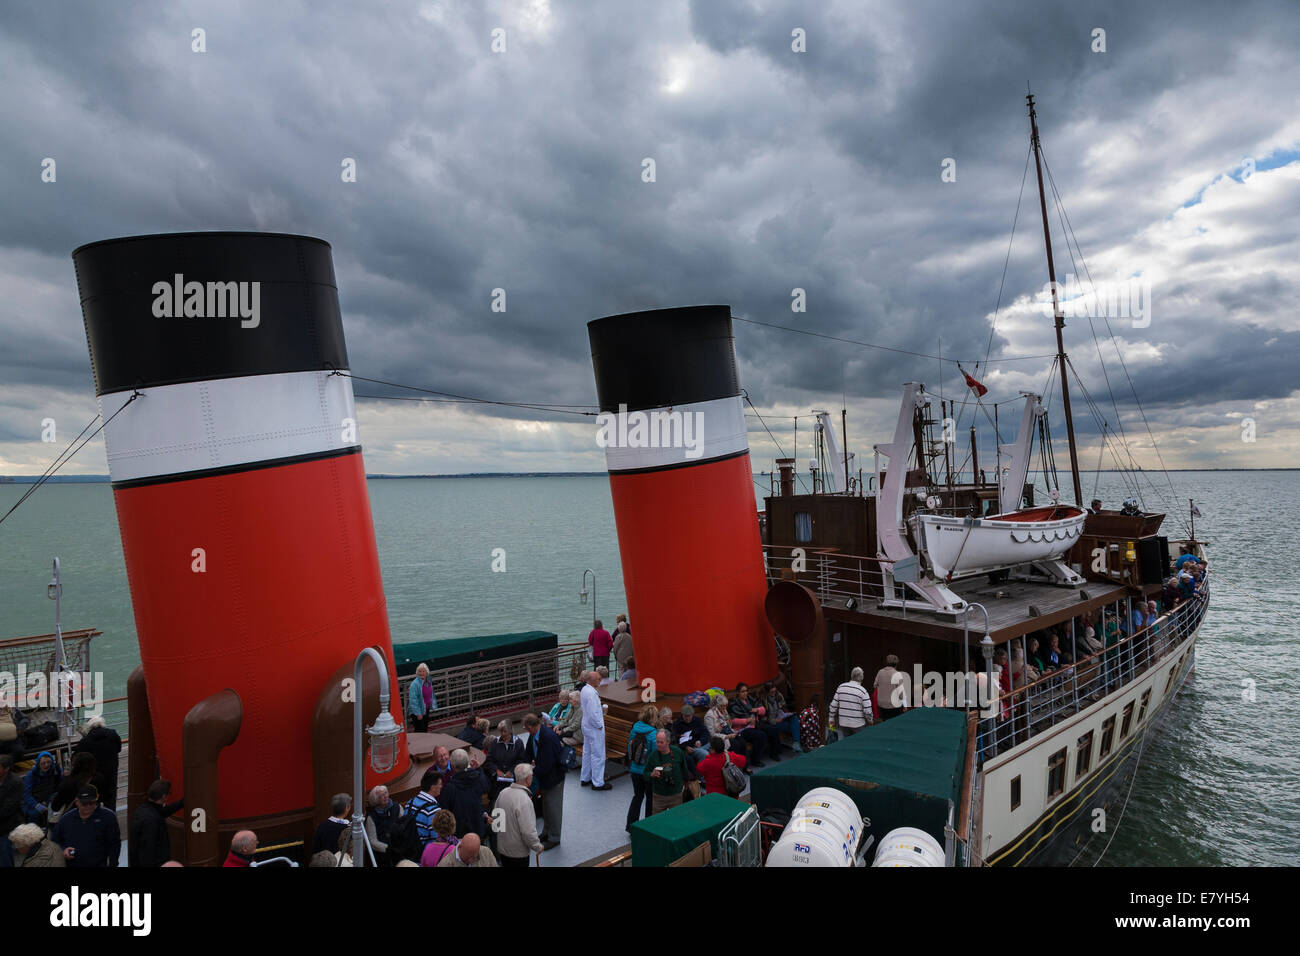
[{"xmin": 961, "ymin": 366, "xmax": 988, "ymax": 398}]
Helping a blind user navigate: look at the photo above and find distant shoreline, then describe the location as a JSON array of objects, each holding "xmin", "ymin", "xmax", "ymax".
[{"xmin": 2, "ymin": 468, "xmax": 1297, "ymax": 483}]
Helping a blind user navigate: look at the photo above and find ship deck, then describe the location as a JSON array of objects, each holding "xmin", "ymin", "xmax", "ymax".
[{"xmin": 837, "ymin": 577, "xmax": 1133, "ymax": 645}]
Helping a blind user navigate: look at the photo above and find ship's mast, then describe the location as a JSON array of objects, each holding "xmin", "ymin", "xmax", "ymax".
[{"xmin": 1027, "ymin": 92, "xmax": 1083, "ymax": 507}]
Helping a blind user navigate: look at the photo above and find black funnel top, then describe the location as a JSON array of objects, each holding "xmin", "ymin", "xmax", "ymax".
[
  {"xmin": 587, "ymin": 305, "xmax": 739, "ymax": 413},
  {"xmin": 73, "ymin": 231, "xmax": 348, "ymax": 395}
]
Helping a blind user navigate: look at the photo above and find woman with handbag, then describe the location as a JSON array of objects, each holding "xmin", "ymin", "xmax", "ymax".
[
  {"xmin": 704, "ymin": 696, "xmax": 764, "ymax": 767},
  {"xmin": 418, "ymin": 809, "xmax": 461, "ymax": 867}
]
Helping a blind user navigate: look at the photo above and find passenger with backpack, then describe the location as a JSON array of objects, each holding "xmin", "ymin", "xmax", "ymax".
[
  {"xmin": 696, "ymin": 736, "xmax": 748, "ymax": 797},
  {"xmin": 391, "ymin": 768, "xmax": 443, "ymax": 863},
  {"xmin": 625, "ymin": 705, "xmax": 659, "ymax": 831}
]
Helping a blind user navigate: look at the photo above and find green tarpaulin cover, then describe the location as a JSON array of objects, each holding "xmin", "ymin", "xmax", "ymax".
[
  {"xmin": 629, "ymin": 793, "xmax": 751, "ymax": 867},
  {"xmin": 392, "ymin": 631, "xmax": 558, "ymax": 676},
  {"xmin": 749, "ymin": 707, "xmax": 968, "ymax": 846}
]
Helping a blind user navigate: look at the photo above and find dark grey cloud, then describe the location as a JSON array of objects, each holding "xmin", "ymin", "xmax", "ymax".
[{"xmin": 1, "ymin": 0, "xmax": 1298, "ymax": 473}]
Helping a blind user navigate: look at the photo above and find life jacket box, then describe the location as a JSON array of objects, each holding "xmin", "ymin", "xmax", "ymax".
[{"xmin": 629, "ymin": 793, "xmax": 749, "ymax": 868}]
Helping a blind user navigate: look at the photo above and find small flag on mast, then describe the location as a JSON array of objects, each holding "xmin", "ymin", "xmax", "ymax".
[
  {"xmin": 958, "ymin": 363, "xmax": 988, "ymax": 398},
  {"xmin": 1190, "ymin": 500, "xmax": 1203, "ymax": 518}
]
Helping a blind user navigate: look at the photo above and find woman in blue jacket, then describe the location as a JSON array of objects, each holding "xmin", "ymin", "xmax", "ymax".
[
  {"xmin": 23, "ymin": 751, "xmax": 62, "ymax": 826},
  {"xmin": 625, "ymin": 705, "xmax": 660, "ymax": 831},
  {"xmin": 407, "ymin": 663, "xmax": 435, "ymax": 733}
]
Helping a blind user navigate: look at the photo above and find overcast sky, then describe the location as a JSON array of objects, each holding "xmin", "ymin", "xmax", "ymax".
[{"xmin": 2, "ymin": 0, "xmax": 1297, "ymax": 489}]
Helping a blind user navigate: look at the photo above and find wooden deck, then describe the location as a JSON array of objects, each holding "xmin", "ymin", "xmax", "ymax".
[{"xmin": 830, "ymin": 577, "xmax": 1131, "ymax": 645}]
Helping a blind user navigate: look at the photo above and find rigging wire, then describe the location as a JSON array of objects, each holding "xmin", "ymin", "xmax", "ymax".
[
  {"xmin": 335, "ymin": 370, "xmax": 597, "ymax": 417},
  {"xmin": 1067, "ymin": 357, "xmax": 1190, "ymax": 533},
  {"xmin": 1039, "ymin": 147, "xmax": 1140, "ymax": 502},
  {"xmin": 1039, "ymin": 147, "xmax": 1189, "ymax": 532},
  {"xmin": 743, "ymin": 390, "xmax": 809, "ymax": 494},
  {"xmin": 0, "ymin": 392, "xmax": 143, "ymax": 528},
  {"xmin": 354, "ymin": 392, "xmax": 597, "ymax": 410},
  {"xmin": 981, "ymin": 144, "xmax": 1035, "ymax": 373}
]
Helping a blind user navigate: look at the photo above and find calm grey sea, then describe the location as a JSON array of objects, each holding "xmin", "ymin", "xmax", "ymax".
[{"xmin": 1, "ymin": 470, "xmax": 1296, "ymax": 866}]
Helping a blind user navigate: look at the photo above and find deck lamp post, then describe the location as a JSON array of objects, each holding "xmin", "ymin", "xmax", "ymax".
[
  {"xmin": 580, "ymin": 569, "xmax": 597, "ymax": 629},
  {"xmin": 351, "ymin": 646, "xmax": 402, "ymax": 867},
  {"xmin": 979, "ymin": 629, "xmax": 996, "ymax": 759},
  {"xmin": 47, "ymin": 558, "xmax": 74, "ymax": 738}
]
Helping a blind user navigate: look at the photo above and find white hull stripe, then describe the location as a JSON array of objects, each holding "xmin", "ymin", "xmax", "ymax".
[
  {"xmin": 601, "ymin": 395, "xmax": 748, "ymax": 473},
  {"xmin": 99, "ymin": 369, "xmax": 359, "ymax": 483}
]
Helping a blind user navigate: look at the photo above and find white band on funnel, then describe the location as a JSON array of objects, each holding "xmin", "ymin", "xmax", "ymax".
[
  {"xmin": 99, "ymin": 369, "xmax": 359, "ymax": 484},
  {"xmin": 601, "ymin": 395, "xmax": 748, "ymax": 473}
]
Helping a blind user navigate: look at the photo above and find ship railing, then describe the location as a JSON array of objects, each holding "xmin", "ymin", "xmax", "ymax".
[
  {"xmin": 0, "ymin": 628, "xmax": 114, "ymax": 757},
  {"xmin": 762, "ymin": 545, "xmax": 889, "ymax": 606},
  {"xmin": 951, "ymin": 709, "xmax": 982, "ymax": 866},
  {"xmin": 977, "ymin": 583, "xmax": 1209, "ymax": 762},
  {"xmin": 396, "ymin": 640, "xmax": 596, "ymax": 732},
  {"xmin": 0, "ymin": 627, "xmax": 99, "ymax": 674}
]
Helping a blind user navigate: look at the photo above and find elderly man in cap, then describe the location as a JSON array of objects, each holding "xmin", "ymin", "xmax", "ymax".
[{"xmin": 52, "ymin": 786, "xmax": 120, "ymax": 867}]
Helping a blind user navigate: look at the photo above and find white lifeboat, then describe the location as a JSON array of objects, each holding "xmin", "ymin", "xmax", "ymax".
[{"xmin": 909, "ymin": 504, "xmax": 1086, "ymax": 581}]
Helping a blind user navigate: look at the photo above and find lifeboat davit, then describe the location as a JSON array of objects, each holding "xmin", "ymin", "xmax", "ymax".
[{"xmin": 908, "ymin": 504, "xmax": 1086, "ymax": 581}]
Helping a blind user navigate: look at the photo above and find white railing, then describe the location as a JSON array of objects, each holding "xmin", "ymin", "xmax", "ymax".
[
  {"xmin": 396, "ymin": 641, "xmax": 595, "ymax": 731},
  {"xmin": 978, "ymin": 582, "xmax": 1209, "ymax": 761},
  {"xmin": 762, "ymin": 545, "xmax": 890, "ymax": 607}
]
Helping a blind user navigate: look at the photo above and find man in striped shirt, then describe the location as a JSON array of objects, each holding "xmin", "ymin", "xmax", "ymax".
[{"xmin": 829, "ymin": 667, "xmax": 872, "ymax": 737}]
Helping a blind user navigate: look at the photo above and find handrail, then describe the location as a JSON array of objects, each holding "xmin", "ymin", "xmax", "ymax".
[
  {"xmin": 984, "ymin": 583, "xmax": 1208, "ymax": 758},
  {"xmin": 1008, "ymin": 584, "xmax": 1206, "ymax": 700},
  {"xmin": 0, "ymin": 627, "xmax": 101, "ymax": 649}
]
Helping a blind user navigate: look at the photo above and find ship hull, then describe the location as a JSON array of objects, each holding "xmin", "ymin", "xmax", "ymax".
[{"xmin": 980, "ymin": 597, "xmax": 1203, "ymax": 867}]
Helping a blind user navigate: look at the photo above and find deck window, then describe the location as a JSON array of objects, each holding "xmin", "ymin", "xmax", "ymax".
[
  {"xmin": 1047, "ymin": 748, "xmax": 1067, "ymax": 799},
  {"xmin": 794, "ymin": 512, "xmax": 813, "ymax": 543},
  {"xmin": 1099, "ymin": 715, "xmax": 1116, "ymax": 759},
  {"xmin": 1076, "ymin": 730, "xmax": 1094, "ymax": 778},
  {"xmin": 1137, "ymin": 688, "xmax": 1152, "ymax": 725},
  {"xmin": 1164, "ymin": 665, "xmax": 1178, "ymax": 694},
  {"xmin": 1120, "ymin": 701, "xmax": 1135, "ymax": 739},
  {"xmin": 1010, "ymin": 775, "xmax": 1021, "ymax": 811}
]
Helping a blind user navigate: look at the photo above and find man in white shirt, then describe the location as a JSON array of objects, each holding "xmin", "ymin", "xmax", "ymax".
[
  {"xmin": 579, "ymin": 671, "xmax": 610, "ymax": 790},
  {"xmin": 874, "ymin": 654, "xmax": 908, "ymax": 720},
  {"xmin": 829, "ymin": 667, "xmax": 872, "ymax": 737}
]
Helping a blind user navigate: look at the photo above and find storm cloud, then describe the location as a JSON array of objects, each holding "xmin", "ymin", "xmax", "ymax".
[{"xmin": 1, "ymin": 0, "xmax": 1297, "ymax": 477}]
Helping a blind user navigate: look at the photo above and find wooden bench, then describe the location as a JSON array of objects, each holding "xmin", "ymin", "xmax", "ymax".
[
  {"xmin": 604, "ymin": 714, "xmax": 634, "ymax": 778},
  {"xmin": 564, "ymin": 712, "xmax": 634, "ymax": 780}
]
